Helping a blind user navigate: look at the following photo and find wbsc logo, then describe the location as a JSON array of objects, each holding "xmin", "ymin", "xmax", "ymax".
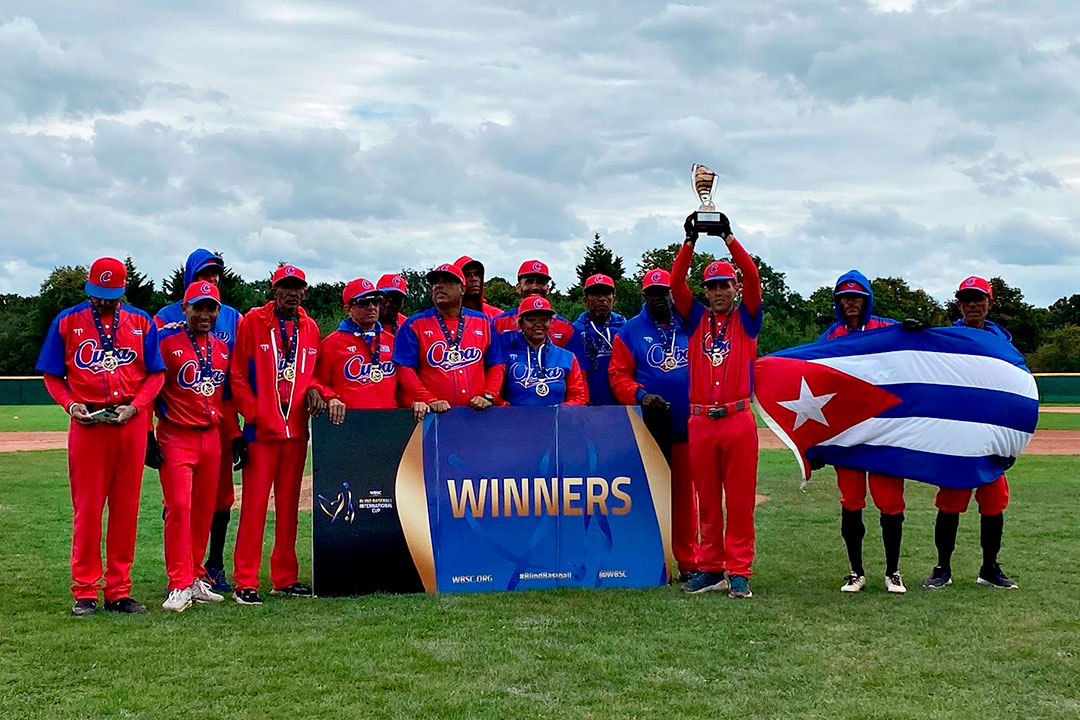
[{"xmin": 74, "ymin": 340, "xmax": 137, "ymax": 373}]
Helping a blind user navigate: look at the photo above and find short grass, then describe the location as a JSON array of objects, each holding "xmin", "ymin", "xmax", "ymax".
[{"xmin": 1, "ymin": 449, "xmax": 1078, "ymax": 719}]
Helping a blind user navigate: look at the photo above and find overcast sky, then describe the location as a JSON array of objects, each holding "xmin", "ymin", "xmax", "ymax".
[{"xmin": 1, "ymin": 1, "xmax": 1078, "ymax": 305}]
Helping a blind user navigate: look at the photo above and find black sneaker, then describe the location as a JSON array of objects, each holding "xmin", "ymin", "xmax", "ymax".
[
  {"xmin": 977, "ymin": 563, "xmax": 1018, "ymax": 590},
  {"xmin": 103, "ymin": 597, "xmax": 146, "ymax": 614},
  {"xmin": 676, "ymin": 570, "xmax": 695, "ymax": 584},
  {"xmin": 923, "ymin": 565, "xmax": 952, "ymax": 589},
  {"xmin": 233, "ymin": 589, "xmax": 263, "ymax": 605},
  {"xmin": 71, "ymin": 599, "xmax": 97, "ymax": 617},
  {"xmin": 682, "ymin": 571, "xmax": 727, "ymax": 594},
  {"xmin": 204, "ymin": 567, "xmax": 233, "ymax": 593},
  {"xmin": 271, "ymin": 582, "xmax": 313, "ymax": 597}
]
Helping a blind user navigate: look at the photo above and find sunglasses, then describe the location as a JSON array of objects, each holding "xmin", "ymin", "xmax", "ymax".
[{"xmin": 350, "ymin": 297, "xmax": 381, "ymax": 307}]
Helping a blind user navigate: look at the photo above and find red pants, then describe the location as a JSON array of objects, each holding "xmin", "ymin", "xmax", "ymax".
[
  {"xmin": 935, "ymin": 475, "xmax": 1009, "ymax": 515},
  {"xmin": 157, "ymin": 421, "xmax": 221, "ymax": 590},
  {"xmin": 233, "ymin": 438, "xmax": 307, "ymax": 591},
  {"xmin": 213, "ymin": 422, "xmax": 236, "ymax": 513},
  {"xmin": 689, "ymin": 409, "xmax": 758, "ymax": 577},
  {"xmin": 67, "ymin": 416, "xmax": 148, "ymax": 601},
  {"xmin": 836, "ymin": 467, "xmax": 905, "ymax": 515},
  {"xmin": 671, "ymin": 441, "xmax": 700, "ymax": 572}
]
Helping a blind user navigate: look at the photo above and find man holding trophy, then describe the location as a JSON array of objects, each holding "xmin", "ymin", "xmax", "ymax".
[{"xmin": 672, "ymin": 165, "xmax": 763, "ymax": 599}]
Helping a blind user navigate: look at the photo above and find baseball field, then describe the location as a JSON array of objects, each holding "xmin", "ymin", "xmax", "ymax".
[{"xmin": 1, "ymin": 411, "xmax": 1078, "ymax": 719}]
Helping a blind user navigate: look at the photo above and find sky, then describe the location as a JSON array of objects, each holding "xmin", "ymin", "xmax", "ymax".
[{"xmin": 1, "ymin": 0, "xmax": 1078, "ymax": 306}]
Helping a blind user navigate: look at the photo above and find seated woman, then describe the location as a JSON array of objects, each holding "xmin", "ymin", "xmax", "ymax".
[{"xmin": 487, "ymin": 297, "xmax": 589, "ymax": 406}]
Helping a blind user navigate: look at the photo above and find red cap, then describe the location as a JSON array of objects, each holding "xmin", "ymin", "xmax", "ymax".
[
  {"xmin": 184, "ymin": 281, "xmax": 221, "ymax": 306},
  {"xmin": 342, "ymin": 277, "xmax": 380, "ymax": 305},
  {"xmin": 956, "ymin": 276, "xmax": 992, "ymax": 298},
  {"xmin": 517, "ymin": 296, "xmax": 555, "ymax": 316},
  {"xmin": 703, "ymin": 261, "xmax": 736, "ymax": 284},
  {"xmin": 85, "ymin": 257, "xmax": 127, "ymax": 299},
  {"xmin": 426, "ymin": 263, "xmax": 465, "ymax": 284},
  {"xmin": 583, "ymin": 273, "xmax": 615, "ymax": 291},
  {"xmin": 834, "ymin": 279, "xmax": 870, "ymax": 296},
  {"xmin": 376, "ymin": 273, "xmax": 408, "ymax": 296},
  {"xmin": 517, "ymin": 259, "xmax": 551, "ymax": 280},
  {"xmin": 271, "ymin": 264, "xmax": 307, "ymax": 286},
  {"xmin": 641, "ymin": 269, "xmax": 671, "ymax": 290},
  {"xmin": 454, "ymin": 255, "xmax": 485, "ymax": 272}
]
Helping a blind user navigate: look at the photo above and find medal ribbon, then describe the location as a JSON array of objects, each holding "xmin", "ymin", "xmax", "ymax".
[
  {"xmin": 90, "ymin": 304, "xmax": 121, "ymax": 354},
  {"xmin": 708, "ymin": 309, "xmax": 734, "ymax": 360},
  {"xmin": 436, "ymin": 312, "xmax": 463, "ymax": 352},
  {"xmin": 185, "ymin": 324, "xmax": 214, "ymax": 380},
  {"xmin": 525, "ymin": 341, "xmax": 547, "ymax": 386},
  {"xmin": 362, "ymin": 329, "xmax": 381, "ymax": 366},
  {"xmin": 276, "ymin": 310, "xmax": 299, "ymax": 369}
]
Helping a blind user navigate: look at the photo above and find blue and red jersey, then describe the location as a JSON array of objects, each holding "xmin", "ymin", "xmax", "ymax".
[
  {"xmin": 37, "ymin": 301, "xmax": 166, "ymax": 410},
  {"xmin": 154, "ymin": 249, "xmax": 241, "ymax": 352},
  {"xmin": 156, "ymin": 324, "xmax": 229, "ymax": 427},
  {"xmin": 820, "ymin": 270, "xmax": 896, "ymax": 340},
  {"xmin": 488, "ymin": 333, "xmax": 588, "ymax": 406},
  {"xmin": 493, "ymin": 307, "xmax": 577, "ymax": 348},
  {"xmin": 316, "ymin": 318, "xmax": 398, "ymax": 409},
  {"xmin": 570, "ymin": 311, "xmax": 626, "ymax": 405},
  {"xmin": 608, "ymin": 304, "xmax": 691, "ymax": 441},
  {"xmin": 392, "ymin": 307, "xmax": 499, "ymax": 405}
]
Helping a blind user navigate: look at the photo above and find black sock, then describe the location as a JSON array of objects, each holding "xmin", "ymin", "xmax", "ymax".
[
  {"xmin": 841, "ymin": 508, "xmax": 865, "ymax": 577},
  {"xmin": 206, "ymin": 510, "xmax": 231, "ymax": 570},
  {"xmin": 880, "ymin": 512, "xmax": 904, "ymax": 576},
  {"xmin": 935, "ymin": 510, "xmax": 959, "ymax": 570},
  {"xmin": 980, "ymin": 513, "xmax": 1004, "ymax": 569}
]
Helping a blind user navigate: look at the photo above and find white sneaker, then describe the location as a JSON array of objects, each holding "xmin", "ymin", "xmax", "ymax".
[
  {"xmin": 162, "ymin": 587, "xmax": 193, "ymax": 613},
  {"xmin": 885, "ymin": 572, "xmax": 907, "ymax": 595},
  {"xmin": 840, "ymin": 573, "xmax": 867, "ymax": 593},
  {"xmin": 190, "ymin": 578, "xmax": 225, "ymax": 603}
]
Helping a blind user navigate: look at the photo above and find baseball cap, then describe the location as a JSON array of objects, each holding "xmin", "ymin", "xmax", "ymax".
[
  {"xmin": 517, "ymin": 260, "xmax": 551, "ymax": 280},
  {"xmin": 584, "ymin": 273, "xmax": 615, "ymax": 292},
  {"xmin": 703, "ymin": 261, "xmax": 736, "ymax": 284},
  {"xmin": 426, "ymin": 263, "xmax": 465, "ymax": 284},
  {"xmin": 343, "ymin": 277, "xmax": 381, "ymax": 305},
  {"xmin": 271, "ymin": 265, "xmax": 307, "ymax": 286},
  {"xmin": 641, "ymin": 268, "xmax": 671, "ymax": 290},
  {"xmin": 517, "ymin": 296, "xmax": 556, "ymax": 317},
  {"xmin": 194, "ymin": 252, "xmax": 224, "ymax": 275},
  {"xmin": 834, "ymin": 278, "xmax": 870, "ymax": 296},
  {"xmin": 377, "ymin": 273, "xmax": 408, "ymax": 296},
  {"xmin": 956, "ymin": 276, "xmax": 992, "ymax": 298},
  {"xmin": 184, "ymin": 281, "xmax": 221, "ymax": 306},
  {"xmin": 454, "ymin": 255, "xmax": 485, "ymax": 272},
  {"xmin": 85, "ymin": 257, "xmax": 127, "ymax": 300}
]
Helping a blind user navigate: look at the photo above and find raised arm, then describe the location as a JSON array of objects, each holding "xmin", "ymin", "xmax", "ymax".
[
  {"xmin": 726, "ymin": 235, "xmax": 761, "ymax": 317},
  {"xmin": 671, "ymin": 240, "xmax": 695, "ymax": 321}
]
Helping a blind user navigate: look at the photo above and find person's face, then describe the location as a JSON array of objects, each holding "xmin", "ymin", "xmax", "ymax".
[
  {"xmin": 431, "ymin": 276, "xmax": 464, "ymax": 306},
  {"xmin": 273, "ymin": 279, "xmax": 306, "ymax": 314},
  {"xmin": 519, "ymin": 312, "xmax": 552, "ymax": 345},
  {"xmin": 957, "ymin": 291, "xmax": 992, "ymax": 325},
  {"xmin": 643, "ymin": 287, "xmax": 671, "ymax": 317},
  {"xmin": 89, "ymin": 296, "xmax": 121, "ymax": 314},
  {"xmin": 705, "ymin": 279, "xmax": 738, "ymax": 314},
  {"xmin": 517, "ymin": 274, "xmax": 550, "ymax": 298},
  {"xmin": 380, "ymin": 292, "xmax": 404, "ymax": 321},
  {"xmin": 837, "ymin": 293, "xmax": 866, "ymax": 325},
  {"xmin": 195, "ymin": 266, "xmax": 222, "ymax": 286},
  {"xmin": 184, "ymin": 299, "xmax": 220, "ymax": 333},
  {"xmin": 463, "ymin": 264, "xmax": 484, "ymax": 296},
  {"xmin": 346, "ymin": 296, "xmax": 381, "ymax": 328},
  {"xmin": 583, "ymin": 288, "xmax": 614, "ymax": 322}
]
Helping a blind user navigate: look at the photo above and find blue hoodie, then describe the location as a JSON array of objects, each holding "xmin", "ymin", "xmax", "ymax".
[
  {"xmin": 154, "ymin": 249, "xmax": 242, "ymax": 351},
  {"xmin": 819, "ymin": 269, "xmax": 896, "ymax": 341},
  {"xmin": 953, "ymin": 317, "xmax": 1013, "ymax": 342}
]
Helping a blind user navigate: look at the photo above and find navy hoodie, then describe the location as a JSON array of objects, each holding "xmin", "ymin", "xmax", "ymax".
[
  {"xmin": 819, "ymin": 269, "xmax": 896, "ymax": 341},
  {"xmin": 154, "ymin": 249, "xmax": 242, "ymax": 351}
]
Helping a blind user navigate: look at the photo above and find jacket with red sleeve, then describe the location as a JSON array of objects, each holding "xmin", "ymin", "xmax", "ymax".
[
  {"xmin": 392, "ymin": 307, "xmax": 499, "ymax": 405},
  {"xmin": 316, "ymin": 318, "xmax": 398, "ymax": 409},
  {"xmin": 493, "ymin": 307, "xmax": 576, "ymax": 348},
  {"xmin": 156, "ymin": 324, "xmax": 229, "ymax": 428},
  {"xmin": 486, "ymin": 333, "xmax": 588, "ymax": 406}
]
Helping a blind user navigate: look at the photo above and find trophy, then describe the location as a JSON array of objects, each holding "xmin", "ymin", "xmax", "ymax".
[{"xmin": 691, "ymin": 163, "xmax": 730, "ymax": 237}]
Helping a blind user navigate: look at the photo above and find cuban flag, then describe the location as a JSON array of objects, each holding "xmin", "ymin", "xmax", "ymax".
[{"xmin": 753, "ymin": 325, "xmax": 1038, "ymax": 490}]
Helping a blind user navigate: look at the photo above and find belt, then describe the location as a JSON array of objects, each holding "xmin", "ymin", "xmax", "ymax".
[{"xmin": 691, "ymin": 399, "xmax": 750, "ymax": 419}]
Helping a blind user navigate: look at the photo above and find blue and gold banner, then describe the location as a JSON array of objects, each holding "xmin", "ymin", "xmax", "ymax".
[{"xmin": 312, "ymin": 406, "xmax": 673, "ymax": 596}]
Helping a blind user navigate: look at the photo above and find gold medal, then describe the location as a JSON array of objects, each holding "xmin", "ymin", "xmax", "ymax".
[
  {"xmin": 446, "ymin": 348, "xmax": 463, "ymax": 365},
  {"xmin": 199, "ymin": 380, "xmax": 216, "ymax": 397},
  {"xmin": 369, "ymin": 368, "xmax": 384, "ymax": 383},
  {"xmin": 535, "ymin": 381, "xmax": 550, "ymax": 397},
  {"xmin": 102, "ymin": 353, "xmax": 119, "ymax": 371},
  {"xmin": 282, "ymin": 364, "xmax": 296, "ymax": 381},
  {"xmin": 662, "ymin": 354, "xmax": 677, "ymax": 371},
  {"xmin": 711, "ymin": 353, "xmax": 724, "ymax": 367}
]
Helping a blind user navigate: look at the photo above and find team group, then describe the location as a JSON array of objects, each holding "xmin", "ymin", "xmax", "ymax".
[{"xmin": 36, "ymin": 214, "xmax": 1017, "ymax": 616}]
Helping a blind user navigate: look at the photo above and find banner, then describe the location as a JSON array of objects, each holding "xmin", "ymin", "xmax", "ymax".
[{"xmin": 312, "ymin": 406, "xmax": 673, "ymax": 596}]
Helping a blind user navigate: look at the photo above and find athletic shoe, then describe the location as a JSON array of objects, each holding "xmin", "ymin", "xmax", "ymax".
[
  {"xmin": 682, "ymin": 571, "xmax": 727, "ymax": 594},
  {"xmin": 885, "ymin": 573, "xmax": 907, "ymax": 595},
  {"xmin": 677, "ymin": 571, "xmax": 694, "ymax": 584},
  {"xmin": 71, "ymin": 599, "xmax": 97, "ymax": 617},
  {"xmin": 840, "ymin": 573, "xmax": 867, "ymax": 593},
  {"xmin": 104, "ymin": 597, "xmax": 146, "ymax": 614},
  {"xmin": 190, "ymin": 578, "xmax": 224, "ymax": 604},
  {"xmin": 233, "ymin": 589, "xmax": 263, "ymax": 605},
  {"xmin": 204, "ymin": 567, "xmax": 232, "ymax": 593},
  {"xmin": 728, "ymin": 575, "xmax": 753, "ymax": 599},
  {"xmin": 162, "ymin": 588, "xmax": 193, "ymax": 613},
  {"xmin": 923, "ymin": 565, "xmax": 952, "ymax": 589},
  {"xmin": 977, "ymin": 563, "xmax": 1019, "ymax": 590},
  {"xmin": 271, "ymin": 582, "xmax": 314, "ymax": 597}
]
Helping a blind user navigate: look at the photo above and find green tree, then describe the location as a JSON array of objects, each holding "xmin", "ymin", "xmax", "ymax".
[
  {"xmin": 162, "ymin": 265, "xmax": 186, "ymax": 302},
  {"xmin": 35, "ymin": 266, "xmax": 89, "ymax": 340},
  {"xmin": 636, "ymin": 242, "xmax": 717, "ymax": 300},
  {"xmin": 574, "ymin": 235, "xmax": 626, "ymax": 287},
  {"xmin": 1047, "ymin": 294, "xmax": 1080, "ymax": 331},
  {"xmin": 0, "ymin": 294, "xmax": 40, "ymax": 374},
  {"xmin": 484, "ymin": 276, "xmax": 517, "ymax": 310},
  {"xmin": 1026, "ymin": 325, "xmax": 1080, "ymax": 372},
  {"xmin": 123, "ymin": 256, "xmax": 165, "ymax": 314},
  {"xmin": 870, "ymin": 277, "xmax": 947, "ymax": 326},
  {"xmin": 399, "ymin": 268, "xmax": 434, "ymax": 315}
]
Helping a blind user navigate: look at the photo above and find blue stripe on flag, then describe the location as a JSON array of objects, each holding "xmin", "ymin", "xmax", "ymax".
[
  {"xmin": 877, "ymin": 383, "xmax": 1039, "ymax": 433},
  {"xmin": 807, "ymin": 444, "xmax": 1013, "ymax": 490}
]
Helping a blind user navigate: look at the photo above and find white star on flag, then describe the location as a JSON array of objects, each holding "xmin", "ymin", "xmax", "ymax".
[{"xmin": 777, "ymin": 377, "xmax": 837, "ymax": 430}]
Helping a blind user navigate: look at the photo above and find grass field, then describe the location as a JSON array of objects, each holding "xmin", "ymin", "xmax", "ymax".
[{"xmin": 1, "ymin": 449, "xmax": 1078, "ymax": 719}]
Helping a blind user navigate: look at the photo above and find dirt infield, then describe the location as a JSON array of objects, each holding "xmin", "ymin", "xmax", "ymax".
[
  {"xmin": 1040, "ymin": 406, "xmax": 1080, "ymax": 413},
  {"xmin": 0, "ymin": 431, "xmax": 66, "ymax": 453}
]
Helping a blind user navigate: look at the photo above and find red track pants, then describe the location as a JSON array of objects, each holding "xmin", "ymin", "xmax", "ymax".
[
  {"xmin": 836, "ymin": 467, "xmax": 905, "ymax": 514},
  {"xmin": 689, "ymin": 409, "xmax": 758, "ymax": 577},
  {"xmin": 67, "ymin": 416, "xmax": 148, "ymax": 601},
  {"xmin": 157, "ymin": 421, "xmax": 221, "ymax": 590},
  {"xmin": 213, "ymin": 422, "xmax": 236, "ymax": 513},
  {"xmin": 232, "ymin": 438, "xmax": 307, "ymax": 591},
  {"xmin": 670, "ymin": 441, "xmax": 701, "ymax": 572},
  {"xmin": 935, "ymin": 475, "xmax": 1009, "ymax": 515}
]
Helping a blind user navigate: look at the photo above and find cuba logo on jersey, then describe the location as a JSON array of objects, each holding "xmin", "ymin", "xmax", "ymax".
[
  {"xmin": 702, "ymin": 332, "xmax": 731, "ymax": 363},
  {"xmin": 427, "ymin": 341, "xmax": 483, "ymax": 371},
  {"xmin": 508, "ymin": 361, "xmax": 565, "ymax": 385},
  {"xmin": 177, "ymin": 360, "xmax": 226, "ymax": 394},
  {"xmin": 74, "ymin": 340, "xmax": 137, "ymax": 374},
  {"xmin": 645, "ymin": 343, "xmax": 689, "ymax": 371},
  {"xmin": 343, "ymin": 356, "xmax": 396, "ymax": 384}
]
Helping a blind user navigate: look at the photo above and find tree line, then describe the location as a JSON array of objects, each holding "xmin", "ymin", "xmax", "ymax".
[{"xmin": 2, "ymin": 239, "xmax": 1078, "ymax": 374}]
